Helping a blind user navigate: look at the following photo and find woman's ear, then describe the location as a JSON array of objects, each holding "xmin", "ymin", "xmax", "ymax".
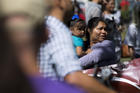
[{"xmin": 87, "ymin": 28, "xmax": 91, "ymax": 34}]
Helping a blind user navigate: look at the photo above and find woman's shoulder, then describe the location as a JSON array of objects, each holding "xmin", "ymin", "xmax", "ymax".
[
  {"xmin": 91, "ymin": 40, "xmax": 114, "ymax": 49},
  {"xmin": 101, "ymin": 40, "xmax": 114, "ymax": 47},
  {"xmin": 99, "ymin": 40, "xmax": 113, "ymax": 46}
]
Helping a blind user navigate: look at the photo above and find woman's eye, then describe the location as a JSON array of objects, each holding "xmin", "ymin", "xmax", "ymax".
[{"xmin": 97, "ymin": 27, "xmax": 103, "ymax": 30}]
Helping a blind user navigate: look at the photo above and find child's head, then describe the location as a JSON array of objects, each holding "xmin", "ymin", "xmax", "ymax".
[{"xmin": 70, "ymin": 19, "xmax": 86, "ymax": 37}]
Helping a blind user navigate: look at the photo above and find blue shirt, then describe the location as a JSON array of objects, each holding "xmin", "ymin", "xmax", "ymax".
[{"xmin": 72, "ymin": 35, "xmax": 84, "ymax": 50}]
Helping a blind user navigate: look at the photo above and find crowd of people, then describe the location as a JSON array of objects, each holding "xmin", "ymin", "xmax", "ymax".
[{"xmin": 0, "ymin": 0, "xmax": 140, "ymax": 93}]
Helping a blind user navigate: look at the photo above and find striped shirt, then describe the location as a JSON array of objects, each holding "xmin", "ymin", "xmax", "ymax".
[{"xmin": 38, "ymin": 16, "xmax": 81, "ymax": 80}]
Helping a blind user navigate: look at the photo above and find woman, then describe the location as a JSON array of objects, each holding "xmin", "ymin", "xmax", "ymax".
[
  {"xmin": 0, "ymin": 0, "xmax": 85, "ymax": 93},
  {"xmin": 79, "ymin": 17, "xmax": 116, "ymax": 69},
  {"xmin": 124, "ymin": 2, "xmax": 140, "ymax": 58}
]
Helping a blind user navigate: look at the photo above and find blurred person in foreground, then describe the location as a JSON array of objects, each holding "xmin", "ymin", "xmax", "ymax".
[
  {"xmin": 85, "ymin": 0, "xmax": 103, "ymax": 24},
  {"xmin": 79, "ymin": 17, "xmax": 116, "ymax": 69},
  {"xmin": 0, "ymin": 0, "xmax": 85, "ymax": 93},
  {"xmin": 124, "ymin": 2, "xmax": 140, "ymax": 59},
  {"xmin": 39, "ymin": 0, "xmax": 117, "ymax": 93}
]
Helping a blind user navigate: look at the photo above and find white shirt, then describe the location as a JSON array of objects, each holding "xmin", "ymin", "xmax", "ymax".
[
  {"xmin": 39, "ymin": 16, "xmax": 81, "ymax": 80},
  {"xmin": 124, "ymin": 23, "xmax": 140, "ymax": 56},
  {"xmin": 103, "ymin": 11, "xmax": 121, "ymax": 24}
]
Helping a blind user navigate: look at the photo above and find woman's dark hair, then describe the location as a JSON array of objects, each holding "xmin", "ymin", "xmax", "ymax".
[
  {"xmin": 0, "ymin": 16, "xmax": 47, "ymax": 93},
  {"xmin": 88, "ymin": 17, "xmax": 107, "ymax": 32}
]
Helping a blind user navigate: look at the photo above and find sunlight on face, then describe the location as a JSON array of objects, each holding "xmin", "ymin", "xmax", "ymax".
[{"xmin": 91, "ymin": 21, "xmax": 108, "ymax": 43}]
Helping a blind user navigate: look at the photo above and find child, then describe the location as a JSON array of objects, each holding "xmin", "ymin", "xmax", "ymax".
[{"xmin": 70, "ymin": 19, "xmax": 86, "ymax": 57}]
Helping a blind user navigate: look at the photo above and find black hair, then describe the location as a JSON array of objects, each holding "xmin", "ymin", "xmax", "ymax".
[
  {"xmin": 88, "ymin": 17, "xmax": 107, "ymax": 32},
  {"xmin": 105, "ymin": 0, "xmax": 110, "ymax": 2},
  {"xmin": 84, "ymin": 17, "xmax": 108, "ymax": 49}
]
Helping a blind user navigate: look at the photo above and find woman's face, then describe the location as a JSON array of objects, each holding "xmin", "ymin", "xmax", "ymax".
[
  {"xmin": 106, "ymin": 0, "xmax": 115, "ymax": 12},
  {"xmin": 90, "ymin": 21, "xmax": 107, "ymax": 43}
]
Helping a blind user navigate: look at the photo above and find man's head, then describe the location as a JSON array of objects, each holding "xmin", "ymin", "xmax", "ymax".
[{"xmin": 51, "ymin": 0, "xmax": 74, "ymax": 25}]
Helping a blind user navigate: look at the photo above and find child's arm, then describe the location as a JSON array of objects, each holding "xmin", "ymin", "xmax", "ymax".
[{"xmin": 76, "ymin": 46, "xmax": 85, "ymax": 57}]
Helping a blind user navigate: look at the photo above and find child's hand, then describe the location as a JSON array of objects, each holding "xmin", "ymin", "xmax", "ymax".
[{"xmin": 86, "ymin": 49, "xmax": 92, "ymax": 54}]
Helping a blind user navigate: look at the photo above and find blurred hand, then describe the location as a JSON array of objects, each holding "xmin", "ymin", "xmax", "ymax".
[{"xmin": 86, "ymin": 49, "xmax": 92, "ymax": 54}]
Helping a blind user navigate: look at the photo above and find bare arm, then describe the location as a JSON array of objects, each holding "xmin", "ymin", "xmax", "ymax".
[
  {"xmin": 65, "ymin": 71, "xmax": 117, "ymax": 93},
  {"xmin": 76, "ymin": 47, "xmax": 85, "ymax": 57},
  {"xmin": 128, "ymin": 46, "xmax": 135, "ymax": 59}
]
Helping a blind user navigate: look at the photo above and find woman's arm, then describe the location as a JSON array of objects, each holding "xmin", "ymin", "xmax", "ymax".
[{"xmin": 79, "ymin": 40, "xmax": 116, "ymax": 69}]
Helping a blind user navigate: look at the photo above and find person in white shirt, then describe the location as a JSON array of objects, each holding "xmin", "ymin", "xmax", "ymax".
[{"xmin": 124, "ymin": 2, "xmax": 140, "ymax": 58}]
